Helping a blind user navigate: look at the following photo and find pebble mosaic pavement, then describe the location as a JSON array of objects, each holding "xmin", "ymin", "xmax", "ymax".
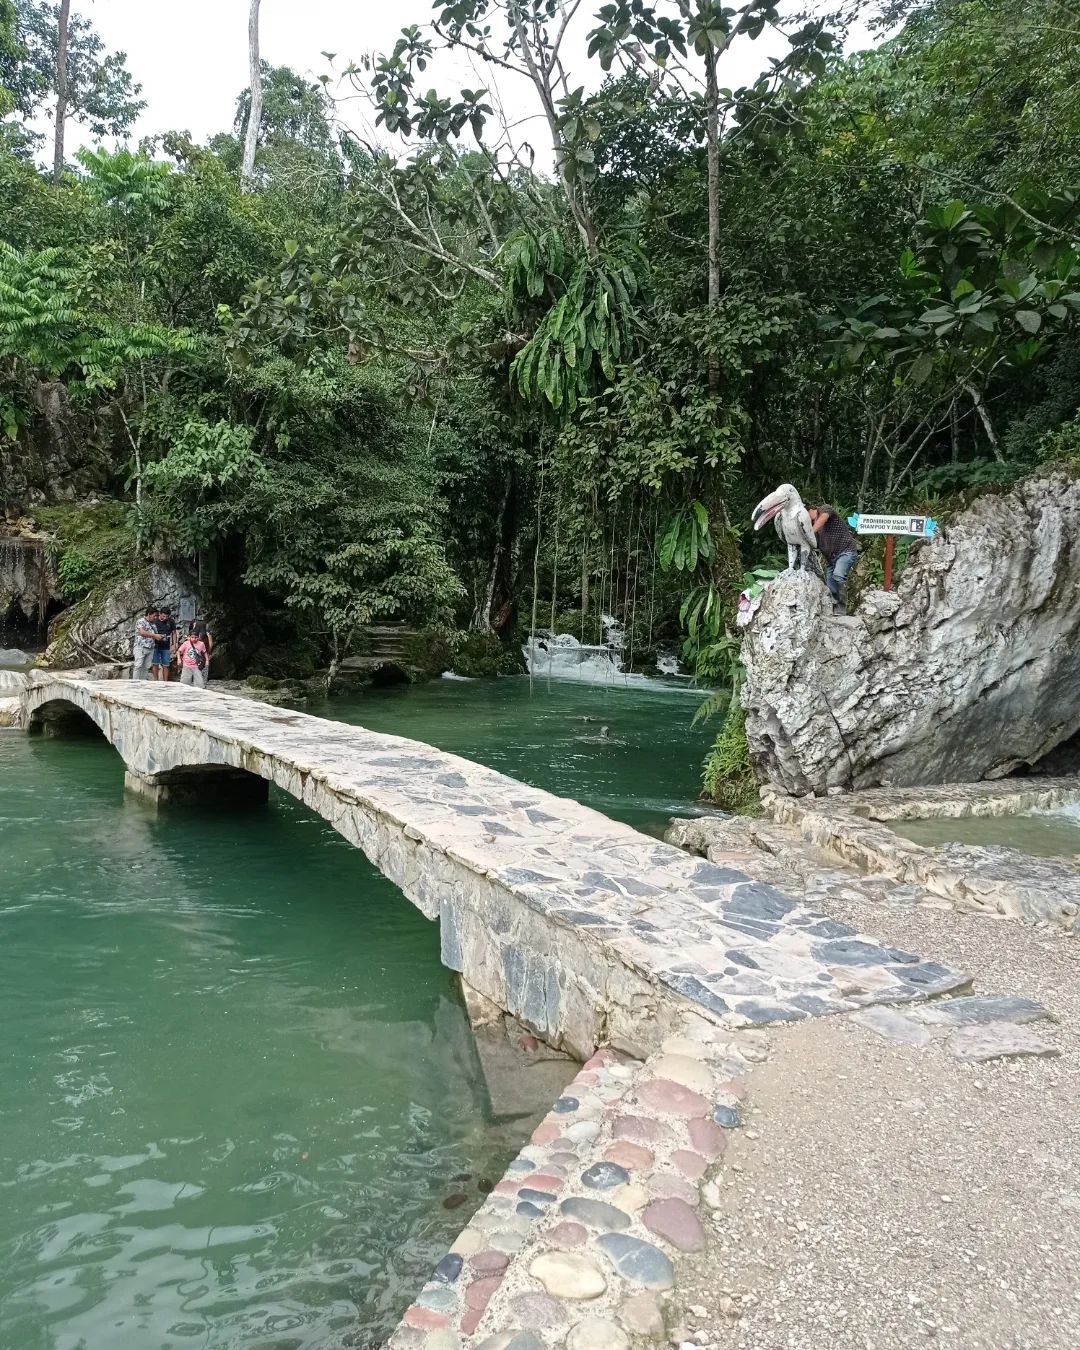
[{"xmin": 391, "ymin": 1018, "xmax": 761, "ymax": 1350}]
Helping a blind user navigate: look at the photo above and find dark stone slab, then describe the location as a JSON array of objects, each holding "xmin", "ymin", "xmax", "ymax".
[
  {"xmin": 692, "ymin": 861, "xmax": 749, "ymax": 885},
  {"xmin": 804, "ymin": 918, "xmax": 856, "ymax": 939},
  {"xmin": 504, "ymin": 868, "xmax": 561, "ymax": 886},
  {"xmin": 737, "ymin": 999, "xmax": 806, "ymax": 1024},
  {"xmin": 727, "ymin": 883, "xmax": 797, "ymax": 921},
  {"xmin": 433, "ymin": 1253, "xmax": 464, "ymax": 1284},
  {"xmin": 789, "ymin": 993, "xmax": 834, "ymax": 1015},
  {"xmin": 581, "ymin": 1161, "xmax": 630, "ymax": 1190},
  {"xmin": 919, "ymin": 994, "xmax": 1051, "ymax": 1027},
  {"xmin": 659, "ymin": 972, "xmax": 730, "ymax": 1016},
  {"xmin": 558, "ymin": 910, "xmax": 620, "ymax": 927},
  {"xmin": 817, "ymin": 938, "xmax": 897, "ymax": 965},
  {"xmin": 595, "ymin": 1233, "xmax": 676, "ymax": 1290},
  {"xmin": 887, "ymin": 960, "xmax": 965, "ymax": 990},
  {"xmin": 726, "ymin": 949, "xmax": 760, "ymax": 970}
]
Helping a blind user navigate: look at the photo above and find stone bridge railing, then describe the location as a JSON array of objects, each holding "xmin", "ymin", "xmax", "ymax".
[{"xmin": 21, "ymin": 674, "xmax": 965, "ymax": 1057}]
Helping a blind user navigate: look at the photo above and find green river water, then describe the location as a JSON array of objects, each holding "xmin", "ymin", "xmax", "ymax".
[{"xmin": 0, "ymin": 675, "xmax": 711, "ymax": 1350}]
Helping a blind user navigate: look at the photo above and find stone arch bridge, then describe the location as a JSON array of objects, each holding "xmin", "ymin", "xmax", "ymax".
[{"xmin": 20, "ymin": 674, "xmax": 964, "ymax": 1057}]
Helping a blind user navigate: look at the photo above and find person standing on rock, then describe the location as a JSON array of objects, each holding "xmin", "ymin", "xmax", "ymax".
[
  {"xmin": 131, "ymin": 608, "xmax": 158, "ymax": 680},
  {"xmin": 808, "ymin": 505, "xmax": 860, "ymax": 610},
  {"xmin": 176, "ymin": 626, "xmax": 209, "ymax": 688}
]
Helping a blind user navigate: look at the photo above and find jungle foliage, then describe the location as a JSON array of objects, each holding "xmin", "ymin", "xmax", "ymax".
[{"xmin": 1, "ymin": 0, "xmax": 1078, "ymax": 796}]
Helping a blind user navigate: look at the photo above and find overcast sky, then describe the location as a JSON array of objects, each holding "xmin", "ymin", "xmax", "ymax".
[{"xmin": 56, "ymin": 1, "xmax": 879, "ymax": 165}]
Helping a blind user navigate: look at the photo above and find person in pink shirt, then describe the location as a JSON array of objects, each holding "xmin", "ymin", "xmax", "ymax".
[{"xmin": 176, "ymin": 626, "xmax": 209, "ymax": 688}]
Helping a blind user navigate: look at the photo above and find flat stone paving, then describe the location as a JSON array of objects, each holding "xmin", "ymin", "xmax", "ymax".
[{"xmin": 25, "ymin": 676, "xmax": 968, "ymax": 1032}]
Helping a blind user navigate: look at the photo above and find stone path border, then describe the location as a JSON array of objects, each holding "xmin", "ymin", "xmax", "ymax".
[
  {"xmin": 21, "ymin": 675, "xmax": 969, "ymax": 1058},
  {"xmin": 392, "ymin": 1014, "xmax": 761, "ymax": 1350},
  {"xmin": 764, "ymin": 778, "xmax": 1080, "ymax": 931}
]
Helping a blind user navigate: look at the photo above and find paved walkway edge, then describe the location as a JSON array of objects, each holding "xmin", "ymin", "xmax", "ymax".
[{"xmin": 391, "ymin": 1016, "xmax": 763, "ymax": 1350}]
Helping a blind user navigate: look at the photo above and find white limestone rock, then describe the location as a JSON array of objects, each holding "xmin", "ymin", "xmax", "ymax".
[
  {"xmin": 43, "ymin": 562, "xmax": 193, "ymax": 667},
  {"xmin": 742, "ymin": 473, "xmax": 1080, "ymax": 793}
]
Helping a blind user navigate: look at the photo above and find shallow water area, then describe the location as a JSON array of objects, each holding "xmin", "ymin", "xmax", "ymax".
[
  {"xmin": 890, "ymin": 801, "xmax": 1080, "ymax": 858},
  {"xmin": 0, "ymin": 730, "xmax": 565, "ymax": 1350}
]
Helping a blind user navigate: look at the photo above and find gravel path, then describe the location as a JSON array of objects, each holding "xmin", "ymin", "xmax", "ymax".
[{"xmin": 676, "ymin": 903, "xmax": 1080, "ymax": 1350}]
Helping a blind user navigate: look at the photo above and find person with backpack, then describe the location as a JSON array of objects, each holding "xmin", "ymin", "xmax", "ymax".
[{"xmin": 177, "ymin": 625, "xmax": 209, "ymax": 688}]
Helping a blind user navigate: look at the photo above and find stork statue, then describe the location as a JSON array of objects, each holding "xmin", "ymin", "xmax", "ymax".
[{"xmin": 752, "ymin": 483, "xmax": 819, "ymax": 573}]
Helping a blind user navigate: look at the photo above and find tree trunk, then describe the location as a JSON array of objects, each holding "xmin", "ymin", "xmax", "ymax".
[
  {"xmin": 241, "ymin": 0, "xmax": 263, "ymax": 187},
  {"xmin": 473, "ymin": 478, "xmax": 512, "ymax": 632},
  {"xmin": 965, "ymin": 382, "xmax": 1003, "ymax": 461},
  {"xmin": 705, "ymin": 46, "xmax": 721, "ymax": 395},
  {"xmin": 52, "ymin": 0, "xmax": 72, "ymax": 185}
]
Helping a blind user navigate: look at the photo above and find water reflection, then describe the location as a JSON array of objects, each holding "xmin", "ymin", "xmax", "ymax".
[{"xmin": 0, "ymin": 731, "xmax": 550, "ymax": 1350}]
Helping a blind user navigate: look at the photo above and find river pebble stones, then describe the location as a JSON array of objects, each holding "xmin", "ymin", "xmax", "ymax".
[{"xmin": 392, "ymin": 1020, "xmax": 760, "ymax": 1349}]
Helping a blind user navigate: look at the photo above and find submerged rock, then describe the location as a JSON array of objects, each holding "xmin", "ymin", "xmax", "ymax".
[{"xmin": 742, "ymin": 472, "xmax": 1080, "ymax": 793}]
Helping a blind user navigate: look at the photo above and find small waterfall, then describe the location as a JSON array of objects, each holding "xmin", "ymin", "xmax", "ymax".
[
  {"xmin": 0, "ymin": 535, "xmax": 56, "ymax": 646},
  {"xmin": 523, "ymin": 614, "xmax": 686, "ymax": 686}
]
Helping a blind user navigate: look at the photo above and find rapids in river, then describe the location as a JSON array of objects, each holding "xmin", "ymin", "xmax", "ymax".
[{"xmin": 0, "ymin": 675, "xmax": 712, "ymax": 1348}]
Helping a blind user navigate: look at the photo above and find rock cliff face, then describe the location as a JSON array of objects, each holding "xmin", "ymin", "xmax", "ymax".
[
  {"xmin": 43, "ymin": 563, "xmax": 193, "ymax": 667},
  {"xmin": 742, "ymin": 472, "xmax": 1080, "ymax": 793}
]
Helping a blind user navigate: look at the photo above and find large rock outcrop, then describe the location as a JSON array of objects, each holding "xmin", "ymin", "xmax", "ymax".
[
  {"xmin": 43, "ymin": 563, "xmax": 193, "ymax": 667},
  {"xmin": 742, "ymin": 472, "xmax": 1080, "ymax": 794}
]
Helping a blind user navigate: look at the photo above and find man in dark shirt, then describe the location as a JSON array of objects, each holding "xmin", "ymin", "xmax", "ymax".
[
  {"xmin": 151, "ymin": 607, "xmax": 177, "ymax": 682},
  {"xmin": 809, "ymin": 505, "xmax": 860, "ymax": 610}
]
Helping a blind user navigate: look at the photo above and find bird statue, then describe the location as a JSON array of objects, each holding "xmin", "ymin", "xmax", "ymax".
[{"xmin": 751, "ymin": 483, "xmax": 819, "ymax": 573}]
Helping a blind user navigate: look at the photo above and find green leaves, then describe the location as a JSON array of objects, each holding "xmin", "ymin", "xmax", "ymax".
[
  {"xmin": 508, "ymin": 241, "xmax": 644, "ymax": 413},
  {"xmin": 659, "ymin": 502, "xmax": 715, "ymax": 574},
  {"xmin": 825, "ymin": 186, "xmax": 1080, "ymax": 391}
]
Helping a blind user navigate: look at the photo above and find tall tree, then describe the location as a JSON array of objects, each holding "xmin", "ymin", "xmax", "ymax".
[
  {"xmin": 241, "ymin": 0, "xmax": 262, "ymax": 186},
  {"xmin": 0, "ymin": 0, "xmax": 144, "ymax": 171},
  {"xmin": 51, "ymin": 0, "xmax": 69, "ymax": 183}
]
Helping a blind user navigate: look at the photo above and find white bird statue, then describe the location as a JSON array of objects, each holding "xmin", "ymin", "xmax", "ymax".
[{"xmin": 751, "ymin": 483, "xmax": 818, "ymax": 573}]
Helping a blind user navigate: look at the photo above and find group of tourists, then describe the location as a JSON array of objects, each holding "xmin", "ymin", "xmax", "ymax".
[{"xmin": 131, "ymin": 607, "xmax": 213, "ymax": 687}]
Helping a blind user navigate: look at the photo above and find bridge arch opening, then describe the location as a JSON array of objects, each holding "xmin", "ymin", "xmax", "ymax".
[
  {"xmin": 28, "ymin": 697, "xmax": 106, "ymax": 740},
  {"xmin": 125, "ymin": 763, "xmax": 270, "ymax": 810}
]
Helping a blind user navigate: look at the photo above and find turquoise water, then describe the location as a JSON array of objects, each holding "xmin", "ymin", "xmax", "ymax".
[
  {"xmin": 0, "ymin": 677, "xmax": 710, "ymax": 1349},
  {"xmin": 891, "ymin": 803, "xmax": 1080, "ymax": 858},
  {"xmin": 321, "ymin": 674, "xmax": 713, "ymax": 837}
]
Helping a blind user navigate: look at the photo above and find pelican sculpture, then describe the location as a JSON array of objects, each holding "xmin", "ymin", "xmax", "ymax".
[{"xmin": 752, "ymin": 483, "xmax": 818, "ymax": 573}]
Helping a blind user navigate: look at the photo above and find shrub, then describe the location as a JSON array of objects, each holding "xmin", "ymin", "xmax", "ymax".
[{"xmin": 701, "ymin": 703, "xmax": 759, "ymax": 814}]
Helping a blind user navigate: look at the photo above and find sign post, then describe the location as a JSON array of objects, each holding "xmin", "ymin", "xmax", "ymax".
[{"xmin": 846, "ymin": 514, "xmax": 938, "ymax": 592}]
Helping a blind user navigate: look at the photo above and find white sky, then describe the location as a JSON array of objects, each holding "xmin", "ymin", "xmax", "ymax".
[{"xmin": 52, "ymin": 0, "xmax": 879, "ymax": 167}]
